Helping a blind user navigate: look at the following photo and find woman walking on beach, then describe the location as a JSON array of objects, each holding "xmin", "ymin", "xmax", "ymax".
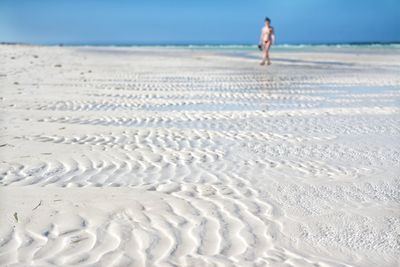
[{"xmin": 259, "ymin": 17, "xmax": 275, "ymax": 65}]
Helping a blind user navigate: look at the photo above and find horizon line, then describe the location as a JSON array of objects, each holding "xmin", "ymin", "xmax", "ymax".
[{"xmin": 1, "ymin": 41, "xmax": 400, "ymax": 47}]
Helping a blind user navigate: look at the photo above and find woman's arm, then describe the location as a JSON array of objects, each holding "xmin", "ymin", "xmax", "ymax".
[
  {"xmin": 266, "ymin": 27, "xmax": 273, "ymax": 40},
  {"xmin": 259, "ymin": 29, "xmax": 264, "ymax": 45}
]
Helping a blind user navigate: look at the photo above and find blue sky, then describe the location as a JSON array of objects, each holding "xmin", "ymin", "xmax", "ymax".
[{"xmin": 1, "ymin": 0, "xmax": 399, "ymax": 44}]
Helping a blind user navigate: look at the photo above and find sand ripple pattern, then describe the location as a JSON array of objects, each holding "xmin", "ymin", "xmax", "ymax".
[
  {"xmin": 1, "ymin": 181, "xmax": 345, "ymax": 267},
  {"xmin": 1, "ymin": 46, "xmax": 400, "ymax": 267}
]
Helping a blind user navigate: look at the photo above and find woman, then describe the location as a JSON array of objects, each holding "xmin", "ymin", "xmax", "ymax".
[{"xmin": 259, "ymin": 17, "xmax": 275, "ymax": 66}]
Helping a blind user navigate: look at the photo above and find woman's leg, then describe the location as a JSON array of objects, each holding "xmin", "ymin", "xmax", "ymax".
[
  {"xmin": 265, "ymin": 41, "xmax": 272, "ymax": 65},
  {"xmin": 260, "ymin": 47, "xmax": 267, "ymax": 65},
  {"xmin": 261, "ymin": 41, "xmax": 271, "ymax": 65}
]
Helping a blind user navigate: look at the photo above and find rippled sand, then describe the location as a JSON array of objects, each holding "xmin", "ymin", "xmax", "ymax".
[{"xmin": 0, "ymin": 45, "xmax": 399, "ymax": 266}]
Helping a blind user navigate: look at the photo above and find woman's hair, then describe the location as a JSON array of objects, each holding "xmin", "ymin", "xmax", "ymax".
[{"xmin": 265, "ymin": 17, "xmax": 271, "ymax": 23}]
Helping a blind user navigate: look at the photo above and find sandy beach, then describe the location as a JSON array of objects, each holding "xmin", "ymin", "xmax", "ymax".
[{"xmin": 0, "ymin": 45, "xmax": 400, "ymax": 266}]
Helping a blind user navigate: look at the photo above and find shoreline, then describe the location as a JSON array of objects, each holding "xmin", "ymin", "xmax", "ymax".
[{"xmin": 2, "ymin": 41, "xmax": 400, "ymax": 48}]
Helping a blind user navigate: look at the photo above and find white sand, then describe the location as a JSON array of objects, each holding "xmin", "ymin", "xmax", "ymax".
[{"xmin": 0, "ymin": 45, "xmax": 399, "ymax": 266}]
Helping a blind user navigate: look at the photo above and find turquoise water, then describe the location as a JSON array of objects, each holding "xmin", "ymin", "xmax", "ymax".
[
  {"xmin": 72, "ymin": 43, "xmax": 400, "ymax": 49},
  {"xmin": 73, "ymin": 43, "xmax": 400, "ymax": 55},
  {"xmin": 184, "ymin": 43, "xmax": 400, "ymax": 53}
]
